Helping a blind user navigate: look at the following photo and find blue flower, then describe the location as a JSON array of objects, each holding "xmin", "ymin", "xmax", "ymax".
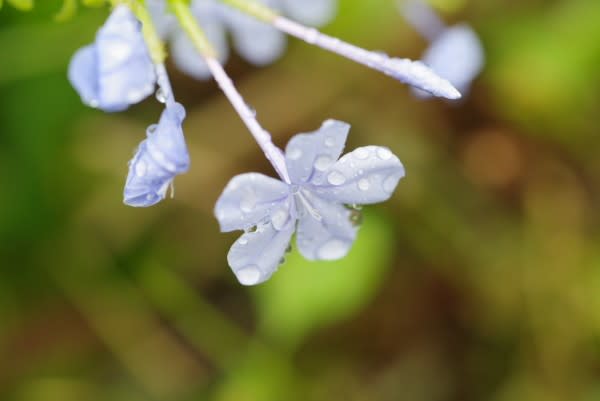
[
  {"xmin": 214, "ymin": 120, "xmax": 405, "ymax": 285},
  {"xmin": 147, "ymin": 0, "xmax": 337, "ymax": 80},
  {"xmin": 68, "ymin": 5, "xmax": 156, "ymax": 112},
  {"xmin": 420, "ymin": 24, "xmax": 484, "ymax": 97},
  {"xmin": 124, "ymin": 102, "xmax": 190, "ymax": 207}
]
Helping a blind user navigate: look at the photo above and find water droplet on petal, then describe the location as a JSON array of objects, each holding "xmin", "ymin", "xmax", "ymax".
[
  {"xmin": 377, "ymin": 147, "xmax": 392, "ymax": 160},
  {"xmin": 383, "ymin": 174, "xmax": 400, "ymax": 194},
  {"xmin": 237, "ymin": 265, "xmax": 261, "ymax": 285},
  {"xmin": 314, "ymin": 155, "xmax": 333, "ymax": 171},
  {"xmin": 88, "ymin": 99, "xmax": 99, "ymax": 108},
  {"xmin": 155, "ymin": 87, "xmax": 167, "ymax": 103},
  {"xmin": 318, "ymin": 239, "xmax": 349, "ymax": 260},
  {"xmin": 354, "ymin": 148, "xmax": 370, "ymax": 160},
  {"xmin": 271, "ymin": 209, "xmax": 288, "ymax": 231},
  {"xmin": 288, "ymin": 148, "xmax": 302, "ymax": 160},
  {"xmin": 147, "ymin": 124, "xmax": 158, "ymax": 135},
  {"xmin": 325, "ymin": 137, "xmax": 335, "ymax": 147},
  {"xmin": 240, "ymin": 197, "xmax": 256, "ymax": 213},
  {"xmin": 327, "ymin": 171, "xmax": 346, "ymax": 186},
  {"xmin": 358, "ymin": 178, "xmax": 370, "ymax": 191},
  {"xmin": 238, "ymin": 237, "xmax": 248, "ymax": 245},
  {"xmin": 135, "ymin": 161, "xmax": 147, "ymax": 177}
]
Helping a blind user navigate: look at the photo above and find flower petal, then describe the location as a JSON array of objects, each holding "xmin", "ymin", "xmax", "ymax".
[
  {"xmin": 311, "ymin": 146, "xmax": 405, "ymax": 205},
  {"xmin": 123, "ymin": 142, "xmax": 174, "ymax": 207},
  {"xmin": 296, "ymin": 190, "xmax": 357, "ymax": 261},
  {"xmin": 221, "ymin": 1, "xmax": 286, "ymax": 66},
  {"xmin": 145, "ymin": 102, "xmax": 190, "ymax": 174},
  {"xmin": 215, "ymin": 173, "xmax": 291, "ymax": 232},
  {"xmin": 124, "ymin": 102, "xmax": 190, "ymax": 207},
  {"xmin": 228, "ymin": 219, "xmax": 295, "ymax": 285},
  {"xmin": 420, "ymin": 24, "xmax": 484, "ymax": 97},
  {"xmin": 68, "ymin": 45, "xmax": 99, "ymax": 107},
  {"xmin": 280, "ymin": 0, "xmax": 337, "ymax": 27},
  {"xmin": 95, "ymin": 5, "xmax": 156, "ymax": 111},
  {"xmin": 171, "ymin": 0, "xmax": 229, "ymax": 80},
  {"xmin": 284, "ymin": 119, "xmax": 350, "ymax": 185},
  {"xmin": 147, "ymin": 0, "xmax": 176, "ymax": 39}
]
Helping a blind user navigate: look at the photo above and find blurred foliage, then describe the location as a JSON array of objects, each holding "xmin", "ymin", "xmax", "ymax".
[{"xmin": 1, "ymin": 0, "xmax": 600, "ymax": 400}]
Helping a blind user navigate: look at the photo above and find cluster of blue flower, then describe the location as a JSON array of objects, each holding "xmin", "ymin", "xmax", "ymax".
[{"xmin": 68, "ymin": 0, "xmax": 483, "ymax": 285}]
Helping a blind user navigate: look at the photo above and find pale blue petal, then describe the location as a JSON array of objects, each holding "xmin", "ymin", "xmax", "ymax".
[
  {"xmin": 123, "ymin": 142, "xmax": 174, "ymax": 207},
  {"xmin": 310, "ymin": 146, "xmax": 405, "ymax": 205},
  {"xmin": 281, "ymin": 0, "xmax": 337, "ymax": 27},
  {"xmin": 228, "ymin": 219, "xmax": 295, "ymax": 285},
  {"xmin": 295, "ymin": 190, "xmax": 357, "ymax": 261},
  {"xmin": 68, "ymin": 45, "xmax": 99, "ymax": 107},
  {"xmin": 147, "ymin": 0, "xmax": 177, "ymax": 39},
  {"xmin": 421, "ymin": 24, "xmax": 484, "ymax": 96},
  {"xmin": 284, "ymin": 119, "xmax": 350, "ymax": 185},
  {"xmin": 124, "ymin": 102, "xmax": 189, "ymax": 207},
  {"xmin": 145, "ymin": 102, "xmax": 190, "ymax": 174},
  {"xmin": 215, "ymin": 173, "xmax": 291, "ymax": 232},
  {"xmin": 221, "ymin": 1, "xmax": 286, "ymax": 66},
  {"xmin": 69, "ymin": 5, "xmax": 156, "ymax": 112},
  {"xmin": 171, "ymin": 0, "xmax": 229, "ymax": 80},
  {"xmin": 95, "ymin": 5, "xmax": 156, "ymax": 111}
]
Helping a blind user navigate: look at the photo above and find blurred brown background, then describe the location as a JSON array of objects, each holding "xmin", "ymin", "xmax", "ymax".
[{"xmin": 1, "ymin": 0, "xmax": 600, "ymax": 400}]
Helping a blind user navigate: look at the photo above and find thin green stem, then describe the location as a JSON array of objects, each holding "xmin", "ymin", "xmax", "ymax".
[
  {"xmin": 218, "ymin": 0, "xmax": 279, "ymax": 22},
  {"xmin": 110, "ymin": 0, "xmax": 166, "ymax": 64},
  {"xmin": 168, "ymin": 0, "xmax": 217, "ymax": 58}
]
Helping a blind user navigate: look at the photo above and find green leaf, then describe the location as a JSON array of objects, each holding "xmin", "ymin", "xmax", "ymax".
[
  {"xmin": 55, "ymin": 0, "xmax": 77, "ymax": 22},
  {"xmin": 7, "ymin": 0, "xmax": 33, "ymax": 11},
  {"xmin": 253, "ymin": 210, "xmax": 395, "ymax": 348}
]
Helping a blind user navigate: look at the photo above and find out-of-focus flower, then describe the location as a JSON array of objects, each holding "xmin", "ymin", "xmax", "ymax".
[
  {"xmin": 420, "ymin": 24, "xmax": 484, "ymax": 97},
  {"xmin": 124, "ymin": 102, "xmax": 190, "ymax": 207},
  {"xmin": 147, "ymin": 0, "xmax": 337, "ymax": 79},
  {"xmin": 400, "ymin": 0, "xmax": 484, "ymax": 97},
  {"xmin": 214, "ymin": 120, "xmax": 405, "ymax": 285},
  {"xmin": 68, "ymin": 5, "xmax": 156, "ymax": 111}
]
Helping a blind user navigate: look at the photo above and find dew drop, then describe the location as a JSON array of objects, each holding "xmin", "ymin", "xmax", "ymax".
[
  {"xmin": 155, "ymin": 87, "xmax": 167, "ymax": 103},
  {"xmin": 285, "ymin": 243, "xmax": 292, "ymax": 253},
  {"xmin": 135, "ymin": 161, "xmax": 147, "ymax": 177},
  {"xmin": 314, "ymin": 155, "xmax": 333, "ymax": 171},
  {"xmin": 88, "ymin": 99, "xmax": 99, "ymax": 108},
  {"xmin": 271, "ymin": 209, "xmax": 288, "ymax": 231},
  {"xmin": 383, "ymin": 175, "xmax": 399, "ymax": 194},
  {"xmin": 288, "ymin": 148, "xmax": 302, "ymax": 160},
  {"xmin": 238, "ymin": 237, "xmax": 248, "ymax": 245},
  {"xmin": 147, "ymin": 124, "xmax": 158, "ymax": 135},
  {"xmin": 377, "ymin": 147, "xmax": 392, "ymax": 160},
  {"xmin": 240, "ymin": 197, "xmax": 256, "ymax": 213},
  {"xmin": 279, "ymin": 257, "xmax": 286, "ymax": 265},
  {"xmin": 237, "ymin": 265, "xmax": 261, "ymax": 286},
  {"xmin": 327, "ymin": 171, "xmax": 346, "ymax": 186},
  {"xmin": 317, "ymin": 239, "xmax": 349, "ymax": 260},
  {"xmin": 324, "ymin": 137, "xmax": 335, "ymax": 148},
  {"xmin": 354, "ymin": 148, "xmax": 370, "ymax": 160},
  {"xmin": 358, "ymin": 178, "xmax": 370, "ymax": 191}
]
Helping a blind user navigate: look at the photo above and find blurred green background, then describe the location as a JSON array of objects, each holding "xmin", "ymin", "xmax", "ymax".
[{"xmin": 1, "ymin": 0, "xmax": 600, "ymax": 400}]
